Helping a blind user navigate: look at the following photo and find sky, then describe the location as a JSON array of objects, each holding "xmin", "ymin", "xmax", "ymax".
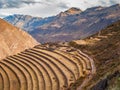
[{"xmin": 0, "ymin": 0, "xmax": 120, "ymax": 18}]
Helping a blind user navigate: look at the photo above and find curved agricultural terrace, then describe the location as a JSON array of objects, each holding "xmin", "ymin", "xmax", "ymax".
[{"xmin": 0, "ymin": 45, "xmax": 95, "ymax": 90}]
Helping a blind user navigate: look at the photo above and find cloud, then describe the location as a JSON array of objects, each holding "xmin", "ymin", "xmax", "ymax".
[
  {"xmin": 95, "ymin": 0, "xmax": 120, "ymax": 6},
  {"xmin": 36, "ymin": 0, "xmax": 69, "ymax": 9},
  {"xmin": 65, "ymin": 0, "xmax": 120, "ymax": 10},
  {"xmin": 0, "ymin": 0, "xmax": 40, "ymax": 9},
  {"xmin": 83, "ymin": 0, "xmax": 120, "ymax": 7},
  {"xmin": 0, "ymin": 0, "xmax": 69, "ymax": 18},
  {"xmin": 0, "ymin": 0, "xmax": 120, "ymax": 18},
  {"xmin": 0, "ymin": 14, "xmax": 7, "ymax": 18}
]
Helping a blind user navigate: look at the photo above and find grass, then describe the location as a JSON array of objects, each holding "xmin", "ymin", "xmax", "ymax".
[{"xmin": 69, "ymin": 20, "xmax": 120, "ymax": 89}]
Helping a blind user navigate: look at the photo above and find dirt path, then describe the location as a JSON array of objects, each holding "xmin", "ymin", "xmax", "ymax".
[{"xmin": 77, "ymin": 50, "xmax": 96, "ymax": 90}]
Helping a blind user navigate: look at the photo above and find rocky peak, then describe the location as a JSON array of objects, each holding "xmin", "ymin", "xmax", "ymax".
[
  {"xmin": 58, "ymin": 7, "xmax": 82, "ymax": 17},
  {"xmin": 65, "ymin": 7, "xmax": 82, "ymax": 14}
]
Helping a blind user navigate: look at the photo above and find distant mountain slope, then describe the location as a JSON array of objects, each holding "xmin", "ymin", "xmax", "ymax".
[
  {"xmin": 4, "ymin": 4, "xmax": 120, "ymax": 43},
  {"xmin": 4, "ymin": 14, "xmax": 55, "ymax": 32},
  {"xmin": 0, "ymin": 19, "xmax": 38, "ymax": 60},
  {"xmin": 69, "ymin": 20, "xmax": 120, "ymax": 90}
]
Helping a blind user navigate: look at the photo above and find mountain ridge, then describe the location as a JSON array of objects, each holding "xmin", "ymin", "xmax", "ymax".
[
  {"xmin": 4, "ymin": 4, "xmax": 120, "ymax": 43},
  {"xmin": 58, "ymin": 7, "xmax": 82, "ymax": 17}
]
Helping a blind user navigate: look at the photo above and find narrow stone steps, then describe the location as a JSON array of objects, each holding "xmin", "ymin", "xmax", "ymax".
[
  {"xmin": 25, "ymin": 49, "xmax": 75, "ymax": 86},
  {"xmin": 55, "ymin": 50, "xmax": 84, "ymax": 77},
  {"xmin": 25, "ymin": 49, "xmax": 76, "ymax": 85},
  {"xmin": 6, "ymin": 57, "xmax": 32, "ymax": 90},
  {"xmin": 75, "ymin": 55, "xmax": 89, "ymax": 75},
  {"xmin": 0, "ymin": 44, "xmax": 93, "ymax": 90},
  {"xmin": 77, "ymin": 51, "xmax": 91, "ymax": 70},
  {"xmin": 19, "ymin": 53, "xmax": 59, "ymax": 90},
  {"xmin": 0, "ymin": 68, "xmax": 4, "ymax": 90},
  {"xmin": 0, "ymin": 61, "xmax": 20, "ymax": 90},
  {"xmin": 10, "ymin": 55, "xmax": 39, "ymax": 90},
  {"xmin": 54, "ymin": 50, "xmax": 80, "ymax": 78},
  {"xmin": 22, "ymin": 51, "xmax": 68, "ymax": 89},
  {"xmin": 0, "ymin": 65, "xmax": 10, "ymax": 90},
  {"xmin": 33, "ymin": 48, "xmax": 78, "ymax": 79},
  {"xmin": 15, "ymin": 54, "xmax": 49, "ymax": 90}
]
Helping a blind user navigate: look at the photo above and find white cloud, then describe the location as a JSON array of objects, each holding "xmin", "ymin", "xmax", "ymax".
[
  {"xmin": 0, "ymin": 0, "xmax": 120, "ymax": 18},
  {"xmin": 0, "ymin": 0, "xmax": 41, "ymax": 8},
  {"xmin": 66, "ymin": 0, "xmax": 120, "ymax": 10}
]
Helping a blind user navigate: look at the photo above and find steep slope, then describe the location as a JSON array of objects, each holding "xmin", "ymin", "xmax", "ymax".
[
  {"xmin": 4, "ymin": 14, "xmax": 38, "ymax": 32},
  {"xmin": 32, "ymin": 4, "xmax": 120, "ymax": 43},
  {"xmin": 4, "ymin": 8, "xmax": 81, "ymax": 32},
  {"xmin": 4, "ymin": 4, "xmax": 120, "ymax": 43},
  {"xmin": 0, "ymin": 44, "xmax": 95, "ymax": 90},
  {"xmin": 69, "ymin": 20, "xmax": 120, "ymax": 90},
  {"xmin": 4, "ymin": 14, "xmax": 55, "ymax": 32},
  {"xmin": 0, "ymin": 18, "xmax": 38, "ymax": 60}
]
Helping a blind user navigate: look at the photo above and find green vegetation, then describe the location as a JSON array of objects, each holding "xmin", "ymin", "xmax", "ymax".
[
  {"xmin": 69, "ymin": 20, "xmax": 120, "ymax": 90},
  {"xmin": 107, "ymin": 72, "xmax": 120, "ymax": 90}
]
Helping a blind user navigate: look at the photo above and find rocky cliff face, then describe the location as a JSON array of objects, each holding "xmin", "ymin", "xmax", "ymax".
[
  {"xmin": 0, "ymin": 19, "xmax": 38, "ymax": 60},
  {"xmin": 4, "ymin": 4, "xmax": 120, "ymax": 43}
]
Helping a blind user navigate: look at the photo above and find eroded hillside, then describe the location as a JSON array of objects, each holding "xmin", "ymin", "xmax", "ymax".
[{"xmin": 0, "ymin": 19, "xmax": 38, "ymax": 60}]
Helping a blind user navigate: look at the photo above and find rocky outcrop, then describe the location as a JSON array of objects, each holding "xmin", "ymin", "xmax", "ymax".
[
  {"xmin": 0, "ymin": 19, "xmax": 38, "ymax": 60},
  {"xmin": 92, "ymin": 71, "xmax": 120, "ymax": 90},
  {"xmin": 58, "ymin": 7, "xmax": 82, "ymax": 17}
]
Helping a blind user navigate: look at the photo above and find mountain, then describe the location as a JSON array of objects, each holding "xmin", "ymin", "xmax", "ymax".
[
  {"xmin": 0, "ymin": 18, "xmax": 119, "ymax": 90},
  {"xmin": 0, "ymin": 18, "xmax": 38, "ymax": 60},
  {"xmin": 4, "ymin": 4, "xmax": 120, "ymax": 43},
  {"xmin": 4, "ymin": 14, "xmax": 55, "ymax": 32},
  {"xmin": 58, "ymin": 7, "xmax": 82, "ymax": 17},
  {"xmin": 69, "ymin": 20, "xmax": 120, "ymax": 90}
]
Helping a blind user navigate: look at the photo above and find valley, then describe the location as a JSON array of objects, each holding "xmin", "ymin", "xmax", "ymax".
[
  {"xmin": 4, "ymin": 4, "xmax": 120, "ymax": 43},
  {"xmin": 0, "ymin": 3, "xmax": 120, "ymax": 90}
]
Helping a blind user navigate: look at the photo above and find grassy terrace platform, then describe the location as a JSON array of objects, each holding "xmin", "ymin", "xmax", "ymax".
[{"xmin": 0, "ymin": 45, "xmax": 92, "ymax": 90}]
